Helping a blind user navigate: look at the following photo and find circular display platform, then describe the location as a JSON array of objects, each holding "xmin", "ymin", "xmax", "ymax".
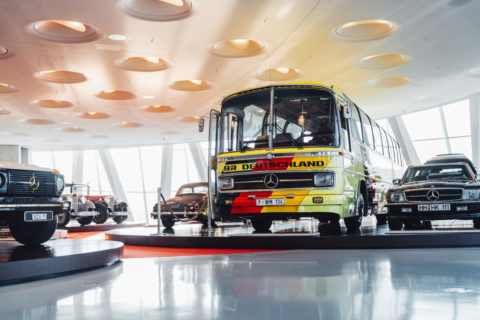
[
  {"xmin": 0, "ymin": 239, "xmax": 123, "ymax": 285},
  {"xmin": 59, "ymin": 222, "xmax": 145, "ymax": 232}
]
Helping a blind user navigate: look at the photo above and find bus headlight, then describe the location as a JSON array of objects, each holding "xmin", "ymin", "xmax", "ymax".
[
  {"xmin": 314, "ymin": 172, "xmax": 334, "ymax": 187},
  {"xmin": 218, "ymin": 177, "xmax": 234, "ymax": 189},
  {"xmin": 462, "ymin": 189, "xmax": 480, "ymax": 201},
  {"xmin": 387, "ymin": 191, "xmax": 405, "ymax": 203}
]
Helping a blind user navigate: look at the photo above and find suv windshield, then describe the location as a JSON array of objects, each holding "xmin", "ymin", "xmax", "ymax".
[
  {"xmin": 221, "ymin": 87, "xmax": 338, "ymax": 152},
  {"xmin": 403, "ymin": 164, "xmax": 474, "ymax": 183}
]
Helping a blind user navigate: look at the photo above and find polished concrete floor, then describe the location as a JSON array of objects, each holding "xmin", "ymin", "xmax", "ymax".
[{"xmin": 1, "ymin": 248, "xmax": 480, "ymax": 320}]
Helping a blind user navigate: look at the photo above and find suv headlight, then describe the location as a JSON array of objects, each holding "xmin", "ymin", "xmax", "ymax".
[
  {"xmin": 218, "ymin": 176, "xmax": 234, "ymax": 189},
  {"xmin": 56, "ymin": 175, "xmax": 65, "ymax": 192},
  {"xmin": 314, "ymin": 172, "xmax": 334, "ymax": 187},
  {"xmin": 462, "ymin": 189, "xmax": 480, "ymax": 201},
  {"xmin": 387, "ymin": 191, "xmax": 406, "ymax": 203}
]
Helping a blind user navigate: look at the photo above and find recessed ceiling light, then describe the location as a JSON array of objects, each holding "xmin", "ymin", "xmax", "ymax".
[
  {"xmin": 33, "ymin": 99, "xmax": 73, "ymax": 108},
  {"xmin": 366, "ymin": 77, "xmax": 411, "ymax": 88},
  {"xmin": 170, "ymin": 80, "xmax": 211, "ymax": 91},
  {"xmin": 0, "ymin": 107, "xmax": 10, "ymax": 115},
  {"xmin": 117, "ymin": 56, "xmax": 168, "ymax": 71},
  {"xmin": 61, "ymin": 127, "xmax": 84, "ymax": 132},
  {"xmin": 0, "ymin": 46, "xmax": 9, "ymax": 58},
  {"xmin": 211, "ymin": 39, "xmax": 265, "ymax": 57},
  {"xmin": 78, "ymin": 112, "xmax": 110, "ymax": 119},
  {"xmin": 96, "ymin": 90, "xmax": 136, "ymax": 100},
  {"xmin": 33, "ymin": 20, "xmax": 96, "ymax": 42},
  {"xmin": 256, "ymin": 68, "xmax": 301, "ymax": 81},
  {"xmin": 107, "ymin": 34, "xmax": 128, "ymax": 41},
  {"xmin": 92, "ymin": 134, "xmax": 108, "ymax": 138},
  {"xmin": 141, "ymin": 105, "xmax": 175, "ymax": 113},
  {"xmin": 36, "ymin": 70, "xmax": 87, "ymax": 83},
  {"xmin": 0, "ymin": 83, "xmax": 17, "ymax": 93},
  {"xmin": 182, "ymin": 116, "xmax": 198, "ymax": 123},
  {"xmin": 357, "ymin": 54, "xmax": 410, "ymax": 69},
  {"xmin": 124, "ymin": 0, "xmax": 192, "ymax": 21},
  {"xmin": 117, "ymin": 121, "xmax": 142, "ymax": 128},
  {"xmin": 143, "ymin": 95, "xmax": 155, "ymax": 99},
  {"xmin": 466, "ymin": 66, "xmax": 480, "ymax": 77},
  {"xmin": 334, "ymin": 20, "xmax": 397, "ymax": 41},
  {"xmin": 24, "ymin": 118, "xmax": 55, "ymax": 125}
]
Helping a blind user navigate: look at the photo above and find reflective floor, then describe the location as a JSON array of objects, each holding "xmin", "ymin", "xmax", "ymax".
[{"xmin": 1, "ymin": 248, "xmax": 480, "ymax": 320}]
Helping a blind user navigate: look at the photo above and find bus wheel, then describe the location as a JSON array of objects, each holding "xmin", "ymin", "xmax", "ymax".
[
  {"xmin": 251, "ymin": 217, "xmax": 272, "ymax": 232},
  {"xmin": 404, "ymin": 220, "xmax": 421, "ymax": 230},
  {"xmin": 376, "ymin": 214, "xmax": 387, "ymax": 226},
  {"xmin": 388, "ymin": 219, "xmax": 403, "ymax": 231},
  {"xmin": 345, "ymin": 190, "xmax": 364, "ymax": 233},
  {"xmin": 318, "ymin": 220, "xmax": 341, "ymax": 235}
]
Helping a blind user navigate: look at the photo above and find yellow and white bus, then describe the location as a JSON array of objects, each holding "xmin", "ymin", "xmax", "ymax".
[{"xmin": 204, "ymin": 83, "xmax": 405, "ymax": 233}]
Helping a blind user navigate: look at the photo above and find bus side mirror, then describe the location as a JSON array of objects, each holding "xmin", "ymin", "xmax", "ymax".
[
  {"xmin": 198, "ymin": 117, "xmax": 205, "ymax": 132},
  {"xmin": 342, "ymin": 105, "xmax": 352, "ymax": 119},
  {"xmin": 392, "ymin": 179, "xmax": 401, "ymax": 185}
]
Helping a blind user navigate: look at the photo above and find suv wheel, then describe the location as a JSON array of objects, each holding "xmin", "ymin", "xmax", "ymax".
[{"xmin": 9, "ymin": 215, "xmax": 58, "ymax": 245}]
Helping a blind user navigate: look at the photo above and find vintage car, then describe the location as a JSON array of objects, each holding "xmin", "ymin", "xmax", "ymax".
[
  {"xmin": 87, "ymin": 193, "xmax": 129, "ymax": 225},
  {"xmin": 0, "ymin": 161, "xmax": 70, "ymax": 245},
  {"xmin": 386, "ymin": 162, "xmax": 480, "ymax": 230},
  {"xmin": 151, "ymin": 182, "xmax": 209, "ymax": 228}
]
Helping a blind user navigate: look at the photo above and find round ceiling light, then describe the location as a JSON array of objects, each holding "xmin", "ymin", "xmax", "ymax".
[
  {"xmin": 117, "ymin": 121, "xmax": 142, "ymax": 128},
  {"xmin": 334, "ymin": 20, "xmax": 397, "ymax": 41},
  {"xmin": 117, "ymin": 57, "xmax": 168, "ymax": 71},
  {"xmin": 107, "ymin": 34, "xmax": 128, "ymax": 41},
  {"xmin": 33, "ymin": 20, "xmax": 96, "ymax": 42},
  {"xmin": 256, "ymin": 68, "xmax": 301, "ymax": 81},
  {"xmin": 0, "ymin": 46, "xmax": 9, "ymax": 58},
  {"xmin": 211, "ymin": 39, "xmax": 265, "ymax": 57},
  {"xmin": 24, "ymin": 118, "xmax": 54, "ymax": 125},
  {"xmin": 36, "ymin": 70, "xmax": 87, "ymax": 83},
  {"xmin": 141, "ymin": 105, "xmax": 174, "ymax": 113},
  {"xmin": 182, "ymin": 116, "xmax": 198, "ymax": 123},
  {"xmin": 366, "ymin": 77, "xmax": 411, "ymax": 88},
  {"xmin": 33, "ymin": 99, "xmax": 73, "ymax": 108},
  {"xmin": 0, "ymin": 107, "xmax": 10, "ymax": 115},
  {"xmin": 125, "ymin": 0, "xmax": 192, "ymax": 21},
  {"xmin": 0, "ymin": 83, "xmax": 17, "ymax": 93},
  {"xmin": 170, "ymin": 80, "xmax": 211, "ymax": 91},
  {"xmin": 61, "ymin": 127, "xmax": 84, "ymax": 132},
  {"xmin": 96, "ymin": 90, "xmax": 136, "ymax": 100},
  {"xmin": 466, "ymin": 66, "xmax": 480, "ymax": 77},
  {"xmin": 79, "ymin": 112, "xmax": 110, "ymax": 119},
  {"xmin": 357, "ymin": 54, "xmax": 410, "ymax": 69}
]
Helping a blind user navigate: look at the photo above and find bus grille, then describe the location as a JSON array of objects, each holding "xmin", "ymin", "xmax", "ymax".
[
  {"xmin": 231, "ymin": 172, "xmax": 315, "ymax": 191},
  {"xmin": 7, "ymin": 170, "xmax": 56, "ymax": 196},
  {"xmin": 404, "ymin": 189, "xmax": 463, "ymax": 202}
]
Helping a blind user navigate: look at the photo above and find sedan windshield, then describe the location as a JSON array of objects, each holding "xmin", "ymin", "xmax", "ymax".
[{"xmin": 403, "ymin": 164, "xmax": 474, "ymax": 183}]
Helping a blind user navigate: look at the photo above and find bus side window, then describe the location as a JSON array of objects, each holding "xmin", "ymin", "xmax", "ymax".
[
  {"xmin": 373, "ymin": 122, "xmax": 383, "ymax": 154},
  {"xmin": 381, "ymin": 128, "xmax": 391, "ymax": 159},
  {"xmin": 359, "ymin": 109, "xmax": 374, "ymax": 149},
  {"xmin": 347, "ymin": 104, "xmax": 363, "ymax": 157},
  {"xmin": 340, "ymin": 105, "xmax": 350, "ymax": 152}
]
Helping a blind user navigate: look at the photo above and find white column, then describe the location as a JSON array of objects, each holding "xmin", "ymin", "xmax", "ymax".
[
  {"xmin": 160, "ymin": 144, "xmax": 173, "ymax": 198},
  {"xmin": 470, "ymin": 94, "xmax": 480, "ymax": 168},
  {"xmin": 72, "ymin": 150, "xmax": 84, "ymax": 184},
  {"xmin": 388, "ymin": 116, "xmax": 420, "ymax": 165},
  {"xmin": 188, "ymin": 142, "xmax": 208, "ymax": 182},
  {"xmin": 98, "ymin": 149, "xmax": 132, "ymax": 221},
  {"xmin": 0, "ymin": 145, "xmax": 24, "ymax": 163}
]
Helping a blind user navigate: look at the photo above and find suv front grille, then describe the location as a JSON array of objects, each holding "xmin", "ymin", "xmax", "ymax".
[
  {"xmin": 404, "ymin": 188, "xmax": 463, "ymax": 202},
  {"xmin": 7, "ymin": 170, "xmax": 56, "ymax": 196}
]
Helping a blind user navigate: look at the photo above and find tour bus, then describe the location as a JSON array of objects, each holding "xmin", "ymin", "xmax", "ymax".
[{"xmin": 203, "ymin": 83, "xmax": 405, "ymax": 233}]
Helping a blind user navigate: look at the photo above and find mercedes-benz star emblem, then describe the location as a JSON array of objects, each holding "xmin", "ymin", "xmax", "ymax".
[
  {"xmin": 29, "ymin": 176, "xmax": 40, "ymax": 191},
  {"xmin": 264, "ymin": 174, "xmax": 279, "ymax": 189},
  {"xmin": 426, "ymin": 190, "xmax": 440, "ymax": 201}
]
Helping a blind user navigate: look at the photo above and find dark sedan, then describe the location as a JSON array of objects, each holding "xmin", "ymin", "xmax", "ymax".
[{"xmin": 386, "ymin": 162, "xmax": 480, "ymax": 230}]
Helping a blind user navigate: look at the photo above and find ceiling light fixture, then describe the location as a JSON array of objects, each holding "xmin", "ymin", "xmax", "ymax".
[
  {"xmin": 33, "ymin": 99, "xmax": 73, "ymax": 108},
  {"xmin": 334, "ymin": 20, "xmax": 397, "ymax": 41},
  {"xmin": 182, "ymin": 116, "xmax": 199, "ymax": 123},
  {"xmin": 0, "ymin": 83, "xmax": 17, "ymax": 93},
  {"xmin": 36, "ymin": 70, "xmax": 87, "ymax": 83},
  {"xmin": 61, "ymin": 127, "xmax": 84, "ymax": 132},
  {"xmin": 107, "ymin": 34, "xmax": 128, "ymax": 41},
  {"xmin": 117, "ymin": 56, "xmax": 168, "ymax": 71},
  {"xmin": 256, "ymin": 68, "xmax": 301, "ymax": 81},
  {"xmin": 141, "ymin": 105, "xmax": 175, "ymax": 113},
  {"xmin": 366, "ymin": 77, "xmax": 411, "ymax": 88},
  {"xmin": 357, "ymin": 54, "xmax": 410, "ymax": 69},
  {"xmin": 79, "ymin": 112, "xmax": 110, "ymax": 119},
  {"xmin": 0, "ymin": 107, "xmax": 10, "ymax": 115},
  {"xmin": 211, "ymin": 39, "xmax": 265, "ymax": 57},
  {"xmin": 0, "ymin": 46, "xmax": 9, "ymax": 58},
  {"xmin": 96, "ymin": 90, "xmax": 136, "ymax": 100},
  {"xmin": 117, "ymin": 121, "xmax": 142, "ymax": 128},
  {"xmin": 124, "ymin": 0, "xmax": 192, "ymax": 21},
  {"xmin": 33, "ymin": 20, "xmax": 96, "ymax": 42},
  {"xmin": 24, "ymin": 118, "xmax": 55, "ymax": 125},
  {"xmin": 170, "ymin": 80, "xmax": 211, "ymax": 91}
]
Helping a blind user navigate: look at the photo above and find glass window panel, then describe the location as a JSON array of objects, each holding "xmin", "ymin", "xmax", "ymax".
[
  {"xmin": 443, "ymin": 99, "xmax": 470, "ymax": 137},
  {"xmin": 110, "ymin": 147, "xmax": 143, "ymax": 193},
  {"xmin": 413, "ymin": 139, "xmax": 448, "ymax": 163},
  {"xmin": 449, "ymin": 137, "xmax": 472, "ymax": 160},
  {"xmin": 83, "ymin": 150, "xmax": 112, "ymax": 195},
  {"xmin": 349, "ymin": 105, "xmax": 362, "ymax": 142},
  {"xmin": 372, "ymin": 122, "xmax": 383, "ymax": 153},
  {"xmin": 376, "ymin": 119, "xmax": 393, "ymax": 137},
  {"xmin": 52, "ymin": 151, "xmax": 73, "ymax": 183},
  {"xmin": 402, "ymin": 108, "xmax": 443, "ymax": 140},
  {"xmin": 139, "ymin": 146, "xmax": 162, "ymax": 194},
  {"xmin": 359, "ymin": 110, "xmax": 374, "ymax": 148},
  {"xmin": 31, "ymin": 151, "xmax": 54, "ymax": 169},
  {"xmin": 171, "ymin": 144, "xmax": 190, "ymax": 198},
  {"xmin": 124, "ymin": 192, "xmax": 146, "ymax": 223}
]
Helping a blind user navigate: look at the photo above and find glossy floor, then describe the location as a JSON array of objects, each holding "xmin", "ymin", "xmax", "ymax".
[{"xmin": 1, "ymin": 248, "xmax": 480, "ymax": 320}]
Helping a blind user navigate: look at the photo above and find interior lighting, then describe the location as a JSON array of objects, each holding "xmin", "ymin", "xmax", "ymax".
[
  {"xmin": 0, "ymin": 107, "xmax": 10, "ymax": 115},
  {"xmin": 334, "ymin": 20, "xmax": 397, "ymax": 41},
  {"xmin": 96, "ymin": 90, "xmax": 136, "ymax": 100},
  {"xmin": 117, "ymin": 56, "xmax": 168, "ymax": 71},
  {"xmin": 0, "ymin": 83, "xmax": 17, "ymax": 93},
  {"xmin": 124, "ymin": 0, "xmax": 192, "ymax": 21},
  {"xmin": 24, "ymin": 118, "xmax": 54, "ymax": 125},
  {"xmin": 79, "ymin": 112, "xmax": 110, "ymax": 119},
  {"xmin": 256, "ymin": 68, "xmax": 301, "ymax": 81},
  {"xmin": 36, "ymin": 70, "xmax": 87, "ymax": 83},
  {"xmin": 182, "ymin": 116, "xmax": 198, "ymax": 123},
  {"xmin": 170, "ymin": 80, "xmax": 211, "ymax": 91},
  {"xmin": 107, "ymin": 34, "xmax": 128, "ymax": 41},
  {"xmin": 357, "ymin": 54, "xmax": 410, "ymax": 69},
  {"xmin": 0, "ymin": 46, "xmax": 8, "ymax": 58},
  {"xmin": 117, "ymin": 121, "xmax": 142, "ymax": 128},
  {"xmin": 211, "ymin": 39, "xmax": 265, "ymax": 57},
  {"xmin": 33, "ymin": 20, "xmax": 96, "ymax": 42},
  {"xmin": 62, "ymin": 127, "xmax": 84, "ymax": 132},
  {"xmin": 366, "ymin": 77, "xmax": 411, "ymax": 88},
  {"xmin": 141, "ymin": 105, "xmax": 174, "ymax": 113},
  {"xmin": 33, "ymin": 99, "xmax": 73, "ymax": 108}
]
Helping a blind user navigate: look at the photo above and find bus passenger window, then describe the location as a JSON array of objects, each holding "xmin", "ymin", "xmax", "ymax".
[
  {"xmin": 373, "ymin": 122, "xmax": 383, "ymax": 154},
  {"xmin": 359, "ymin": 110, "xmax": 374, "ymax": 149},
  {"xmin": 349, "ymin": 105, "xmax": 362, "ymax": 142},
  {"xmin": 381, "ymin": 128, "xmax": 391, "ymax": 159}
]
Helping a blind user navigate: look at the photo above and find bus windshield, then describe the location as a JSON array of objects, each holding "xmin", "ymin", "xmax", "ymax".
[{"xmin": 221, "ymin": 88, "xmax": 338, "ymax": 152}]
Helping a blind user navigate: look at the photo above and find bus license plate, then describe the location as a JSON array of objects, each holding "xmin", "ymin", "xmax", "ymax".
[
  {"xmin": 256, "ymin": 198, "xmax": 285, "ymax": 206},
  {"xmin": 418, "ymin": 204, "xmax": 450, "ymax": 211},
  {"xmin": 24, "ymin": 211, "xmax": 53, "ymax": 222}
]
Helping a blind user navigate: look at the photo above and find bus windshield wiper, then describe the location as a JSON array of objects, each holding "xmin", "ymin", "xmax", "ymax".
[
  {"xmin": 274, "ymin": 123, "xmax": 303, "ymax": 148},
  {"xmin": 240, "ymin": 127, "xmax": 264, "ymax": 152}
]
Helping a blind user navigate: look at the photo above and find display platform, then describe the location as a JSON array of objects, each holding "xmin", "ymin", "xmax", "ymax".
[
  {"xmin": 106, "ymin": 218, "xmax": 480, "ymax": 249},
  {"xmin": 59, "ymin": 221, "xmax": 145, "ymax": 233},
  {"xmin": 0, "ymin": 239, "xmax": 123, "ymax": 285}
]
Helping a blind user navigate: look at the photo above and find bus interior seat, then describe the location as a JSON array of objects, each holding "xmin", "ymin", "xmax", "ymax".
[{"xmin": 255, "ymin": 135, "xmax": 268, "ymax": 148}]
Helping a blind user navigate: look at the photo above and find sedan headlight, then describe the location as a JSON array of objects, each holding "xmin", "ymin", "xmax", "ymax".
[
  {"xmin": 462, "ymin": 189, "xmax": 480, "ymax": 201},
  {"xmin": 387, "ymin": 191, "xmax": 406, "ymax": 203},
  {"xmin": 314, "ymin": 172, "xmax": 334, "ymax": 187},
  {"xmin": 56, "ymin": 175, "xmax": 65, "ymax": 193},
  {"xmin": 218, "ymin": 176, "xmax": 234, "ymax": 189}
]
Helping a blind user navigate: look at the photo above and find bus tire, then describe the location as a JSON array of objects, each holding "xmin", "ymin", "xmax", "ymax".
[
  {"xmin": 345, "ymin": 189, "xmax": 364, "ymax": 233},
  {"xmin": 318, "ymin": 220, "xmax": 341, "ymax": 235},
  {"xmin": 388, "ymin": 219, "xmax": 403, "ymax": 231},
  {"xmin": 474, "ymin": 218, "xmax": 480, "ymax": 229},
  {"xmin": 376, "ymin": 213, "xmax": 387, "ymax": 226},
  {"xmin": 251, "ymin": 217, "xmax": 272, "ymax": 232}
]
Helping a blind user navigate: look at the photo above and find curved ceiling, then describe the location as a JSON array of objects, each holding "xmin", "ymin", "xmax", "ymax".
[{"xmin": 0, "ymin": 0, "xmax": 479, "ymax": 150}]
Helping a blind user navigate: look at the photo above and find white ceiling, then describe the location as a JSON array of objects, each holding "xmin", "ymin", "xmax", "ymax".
[{"xmin": 1, "ymin": 0, "xmax": 479, "ymax": 150}]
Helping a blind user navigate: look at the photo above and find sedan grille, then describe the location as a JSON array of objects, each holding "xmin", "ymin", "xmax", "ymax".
[{"xmin": 404, "ymin": 188, "xmax": 463, "ymax": 202}]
